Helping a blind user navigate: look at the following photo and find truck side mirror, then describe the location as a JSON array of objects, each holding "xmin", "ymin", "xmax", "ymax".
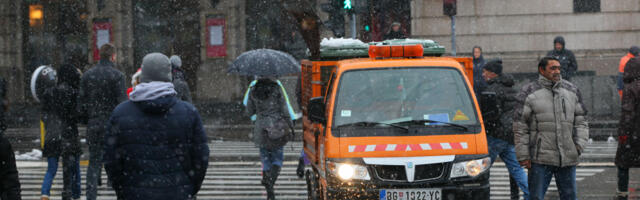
[{"xmin": 308, "ymin": 97, "xmax": 326, "ymax": 124}]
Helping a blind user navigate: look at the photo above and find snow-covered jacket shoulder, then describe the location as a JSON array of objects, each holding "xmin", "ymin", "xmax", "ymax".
[{"xmin": 103, "ymin": 95, "xmax": 209, "ymax": 200}]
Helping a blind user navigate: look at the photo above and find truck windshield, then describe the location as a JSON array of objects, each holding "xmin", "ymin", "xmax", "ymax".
[{"xmin": 332, "ymin": 67, "xmax": 479, "ymax": 132}]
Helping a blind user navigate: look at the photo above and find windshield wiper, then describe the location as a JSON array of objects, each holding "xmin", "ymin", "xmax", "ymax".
[
  {"xmin": 391, "ymin": 120, "xmax": 469, "ymax": 131},
  {"xmin": 337, "ymin": 121, "xmax": 409, "ymax": 131}
]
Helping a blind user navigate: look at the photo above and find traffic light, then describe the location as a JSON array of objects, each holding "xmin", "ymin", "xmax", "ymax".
[
  {"xmin": 321, "ymin": 0, "xmax": 346, "ymax": 37},
  {"xmin": 443, "ymin": 0, "xmax": 456, "ymax": 16},
  {"xmin": 343, "ymin": 0, "xmax": 352, "ymax": 10}
]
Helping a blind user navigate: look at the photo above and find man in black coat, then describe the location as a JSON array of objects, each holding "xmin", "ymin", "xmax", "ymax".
[
  {"xmin": 0, "ymin": 132, "xmax": 21, "ymax": 200},
  {"xmin": 479, "ymin": 59, "xmax": 529, "ymax": 200},
  {"xmin": 546, "ymin": 36, "xmax": 578, "ymax": 81},
  {"xmin": 78, "ymin": 43, "xmax": 127, "ymax": 200},
  {"xmin": 104, "ymin": 53, "xmax": 209, "ymax": 200},
  {"xmin": 0, "ymin": 76, "xmax": 20, "ymax": 200}
]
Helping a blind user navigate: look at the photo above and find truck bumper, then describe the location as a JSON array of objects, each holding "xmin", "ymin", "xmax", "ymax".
[{"xmin": 326, "ymin": 175, "xmax": 490, "ymax": 200}]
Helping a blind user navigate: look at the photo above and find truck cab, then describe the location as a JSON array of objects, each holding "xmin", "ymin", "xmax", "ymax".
[{"xmin": 301, "ymin": 39, "xmax": 490, "ymax": 200}]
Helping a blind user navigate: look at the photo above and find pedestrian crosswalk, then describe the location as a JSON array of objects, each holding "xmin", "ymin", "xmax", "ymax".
[{"xmin": 15, "ymin": 141, "xmax": 611, "ymax": 200}]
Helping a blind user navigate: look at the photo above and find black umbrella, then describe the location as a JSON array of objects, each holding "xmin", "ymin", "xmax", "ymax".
[{"xmin": 228, "ymin": 49, "xmax": 300, "ymax": 76}]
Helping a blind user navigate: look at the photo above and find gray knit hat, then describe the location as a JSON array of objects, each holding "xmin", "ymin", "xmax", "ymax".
[
  {"xmin": 140, "ymin": 53, "xmax": 172, "ymax": 83},
  {"xmin": 170, "ymin": 55, "xmax": 182, "ymax": 69}
]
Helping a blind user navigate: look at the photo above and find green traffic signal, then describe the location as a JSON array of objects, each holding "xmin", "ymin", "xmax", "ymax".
[
  {"xmin": 364, "ymin": 25, "xmax": 370, "ymax": 31},
  {"xmin": 343, "ymin": 0, "xmax": 352, "ymax": 10}
]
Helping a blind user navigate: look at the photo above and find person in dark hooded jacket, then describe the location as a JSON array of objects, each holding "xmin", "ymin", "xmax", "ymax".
[
  {"xmin": 472, "ymin": 46, "xmax": 487, "ymax": 96},
  {"xmin": 78, "ymin": 43, "xmax": 127, "ymax": 200},
  {"xmin": 479, "ymin": 59, "xmax": 529, "ymax": 200},
  {"xmin": 615, "ymin": 57, "xmax": 640, "ymax": 199},
  {"xmin": 383, "ymin": 22, "xmax": 406, "ymax": 40},
  {"xmin": 40, "ymin": 64, "xmax": 83, "ymax": 200},
  {"xmin": 546, "ymin": 36, "xmax": 578, "ymax": 81},
  {"xmin": 170, "ymin": 55, "xmax": 193, "ymax": 103},
  {"xmin": 0, "ymin": 131, "xmax": 21, "ymax": 200},
  {"xmin": 103, "ymin": 53, "xmax": 209, "ymax": 200}
]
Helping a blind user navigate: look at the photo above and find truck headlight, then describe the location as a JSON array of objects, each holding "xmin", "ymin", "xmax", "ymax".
[
  {"xmin": 328, "ymin": 162, "xmax": 371, "ymax": 180},
  {"xmin": 449, "ymin": 157, "xmax": 490, "ymax": 178}
]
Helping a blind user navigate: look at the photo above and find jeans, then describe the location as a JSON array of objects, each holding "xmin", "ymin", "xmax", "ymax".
[
  {"xmin": 41, "ymin": 156, "xmax": 81, "ymax": 199},
  {"xmin": 41, "ymin": 157, "xmax": 58, "ymax": 197},
  {"xmin": 86, "ymin": 118, "xmax": 107, "ymax": 200},
  {"xmin": 529, "ymin": 163, "xmax": 577, "ymax": 200},
  {"xmin": 300, "ymin": 150, "xmax": 310, "ymax": 165},
  {"xmin": 62, "ymin": 155, "xmax": 81, "ymax": 200},
  {"xmin": 618, "ymin": 167, "xmax": 629, "ymax": 193},
  {"xmin": 487, "ymin": 136, "xmax": 529, "ymax": 200},
  {"xmin": 260, "ymin": 147, "xmax": 284, "ymax": 171}
]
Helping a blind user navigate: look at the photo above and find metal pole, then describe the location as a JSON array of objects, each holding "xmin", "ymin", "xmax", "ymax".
[
  {"xmin": 351, "ymin": 13, "xmax": 357, "ymax": 39},
  {"xmin": 451, "ymin": 15, "xmax": 456, "ymax": 56}
]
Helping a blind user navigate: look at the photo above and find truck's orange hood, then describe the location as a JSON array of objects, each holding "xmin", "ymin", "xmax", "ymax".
[{"xmin": 330, "ymin": 134, "xmax": 485, "ymax": 158}]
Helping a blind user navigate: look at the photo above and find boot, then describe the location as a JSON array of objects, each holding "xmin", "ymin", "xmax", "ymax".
[
  {"xmin": 267, "ymin": 165, "xmax": 281, "ymax": 200},
  {"xmin": 41, "ymin": 195, "xmax": 50, "ymax": 200},
  {"xmin": 616, "ymin": 191, "xmax": 628, "ymax": 200},
  {"xmin": 296, "ymin": 157, "xmax": 305, "ymax": 178},
  {"xmin": 509, "ymin": 176, "xmax": 519, "ymax": 200},
  {"xmin": 261, "ymin": 170, "xmax": 269, "ymax": 186},
  {"xmin": 264, "ymin": 169, "xmax": 274, "ymax": 200}
]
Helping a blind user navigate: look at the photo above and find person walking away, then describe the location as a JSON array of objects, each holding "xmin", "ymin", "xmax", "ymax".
[
  {"xmin": 78, "ymin": 43, "xmax": 127, "ymax": 200},
  {"xmin": 514, "ymin": 57, "xmax": 589, "ymax": 200},
  {"xmin": 170, "ymin": 55, "xmax": 193, "ymax": 102},
  {"xmin": 472, "ymin": 46, "xmax": 487, "ymax": 97},
  {"xmin": 0, "ymin": 133, "xmax": 21, "ymax": 200},
  {"xmin": 615, "ymin": 57, "xmax": 640, "ymax": 200},
  {"xmin": 103, "ymin": 53, "xmax": 209, "ymax": 200},
  {"xmin": 546, "ymin": 36, "xmax": 578, "ymax": 81},
  {"xmin": 245, "ymin": 78, "xmax": 295, "ymax": 200},
  {"xmin": 383, "ymin": 22, "xmax": 406, "ymax": 40},
  {"xmin": 283, "ymin": 30, "xmax": 310, "ymax": 179},
  {"xmin": 617, "ymin": 46, "xmax": 639, "ymax": 98},
  {"xmin": 40, "ymin": 64, "xmax": 83, "ymax": 200},
  {"xmin": 479, "ymin": 60, "xmax": 529, "ymax": 200},
  {"xmin": 39, "ymin": 81, "xmax": 63, "ymax": 200},
  {"xmin": 0, "ymin": 75, "xmax": 21, "ymax": 200}
]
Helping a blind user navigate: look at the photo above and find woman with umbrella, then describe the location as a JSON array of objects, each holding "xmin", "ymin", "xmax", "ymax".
[{"xmin": 230, "ymin": 49, "xmax": 298, "ymax": 200}]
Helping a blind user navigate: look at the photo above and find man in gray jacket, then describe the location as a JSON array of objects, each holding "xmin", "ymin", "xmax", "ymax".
[{"xmin": 513, "ymin": 57, "xmax": 589, "ymax": 200}]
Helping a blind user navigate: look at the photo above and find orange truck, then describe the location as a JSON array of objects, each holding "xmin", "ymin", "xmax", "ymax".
[{"xmin": 300, "ymin": 39, "xmax": 490, "ymax": 200}]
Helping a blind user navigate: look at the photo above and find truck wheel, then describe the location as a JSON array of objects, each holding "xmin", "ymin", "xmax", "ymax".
[{"xmin": 305, "ymin": 169, "xmax": 322, "ymax": 200}]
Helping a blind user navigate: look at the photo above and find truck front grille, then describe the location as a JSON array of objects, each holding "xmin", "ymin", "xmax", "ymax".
[
  {"xmin": 373, "ymin": 163, "xmax": 445, "ymax": 182},
  {"xmin": 373, "ymin": 165, "xmax": 406, "ymax": 181},
  {"xmin": 414, "ymin": 163, "xmax": 445, "ymax": 181}
]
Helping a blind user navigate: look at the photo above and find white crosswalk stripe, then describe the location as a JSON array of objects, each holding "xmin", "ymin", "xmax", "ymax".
[{"xmin": 15, "ymin": 141, "xmax": 611, "ymax": 200}]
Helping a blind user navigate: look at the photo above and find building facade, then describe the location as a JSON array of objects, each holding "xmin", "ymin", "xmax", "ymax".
[
  {"xmin": 0, "ymin": 0, "xmax": 634, "ymax": 125},
  {"xmin": 411, "ymin": 0, "xmax": 640, "ymax": 75}
]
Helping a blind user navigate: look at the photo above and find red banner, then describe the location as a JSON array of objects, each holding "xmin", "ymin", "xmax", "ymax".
[
  {"xmin": 206, "ymin": 17, "xmax": 227, "ymax": 58},
  {"xmin": 92, "ymin": 20, "xmax": 113, "ymax": 61}
]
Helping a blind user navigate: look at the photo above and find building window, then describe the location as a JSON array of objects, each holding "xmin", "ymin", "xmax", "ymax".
[{"xmin": 574, "ymin": 0, "xmax": 600, "ymax": 13}]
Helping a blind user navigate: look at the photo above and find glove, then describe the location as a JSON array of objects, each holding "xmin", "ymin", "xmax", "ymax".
[{"xmin": 619, "ymin": 135, "xmax": 629, "ymax": 145}]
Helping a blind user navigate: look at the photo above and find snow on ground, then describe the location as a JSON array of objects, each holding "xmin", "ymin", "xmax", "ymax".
[
  {"xmin": 14, "ymin": 149, "xmax": 42, "ymax": 161},
  {"xmin": 320, "ymin": 37, "xmax": 365, "ymax": 47}
]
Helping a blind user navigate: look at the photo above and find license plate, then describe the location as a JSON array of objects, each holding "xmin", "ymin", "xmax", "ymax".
[{"xmin": 379, "ymin": 189, "xmax": 441, "ymax": 200}]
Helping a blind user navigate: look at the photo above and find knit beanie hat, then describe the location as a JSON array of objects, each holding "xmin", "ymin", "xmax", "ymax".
[
  {"xmin": 629, "ymin": 46, "xmax": 640, "ymax": 56},
  {"xmin": 170, "ymin": 55, "xmax": 182, "ymax": 69},
  {"xmin": 483, "ymin": 59, "xmax": 503, "ymax": 75},
  {"xmin": 140, "ymin": 53, "xmax": 172, "ymax": 83}
]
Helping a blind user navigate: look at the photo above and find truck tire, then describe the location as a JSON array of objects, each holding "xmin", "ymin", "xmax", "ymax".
[{"xmin": 305, "ymin": 169, "xmax": 322, "ymax": 200}]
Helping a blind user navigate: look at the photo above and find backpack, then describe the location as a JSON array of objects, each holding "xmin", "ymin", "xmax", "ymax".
[{"xmin": 262, "ymin": 116, "xmax": 294, "ymax": 150}]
